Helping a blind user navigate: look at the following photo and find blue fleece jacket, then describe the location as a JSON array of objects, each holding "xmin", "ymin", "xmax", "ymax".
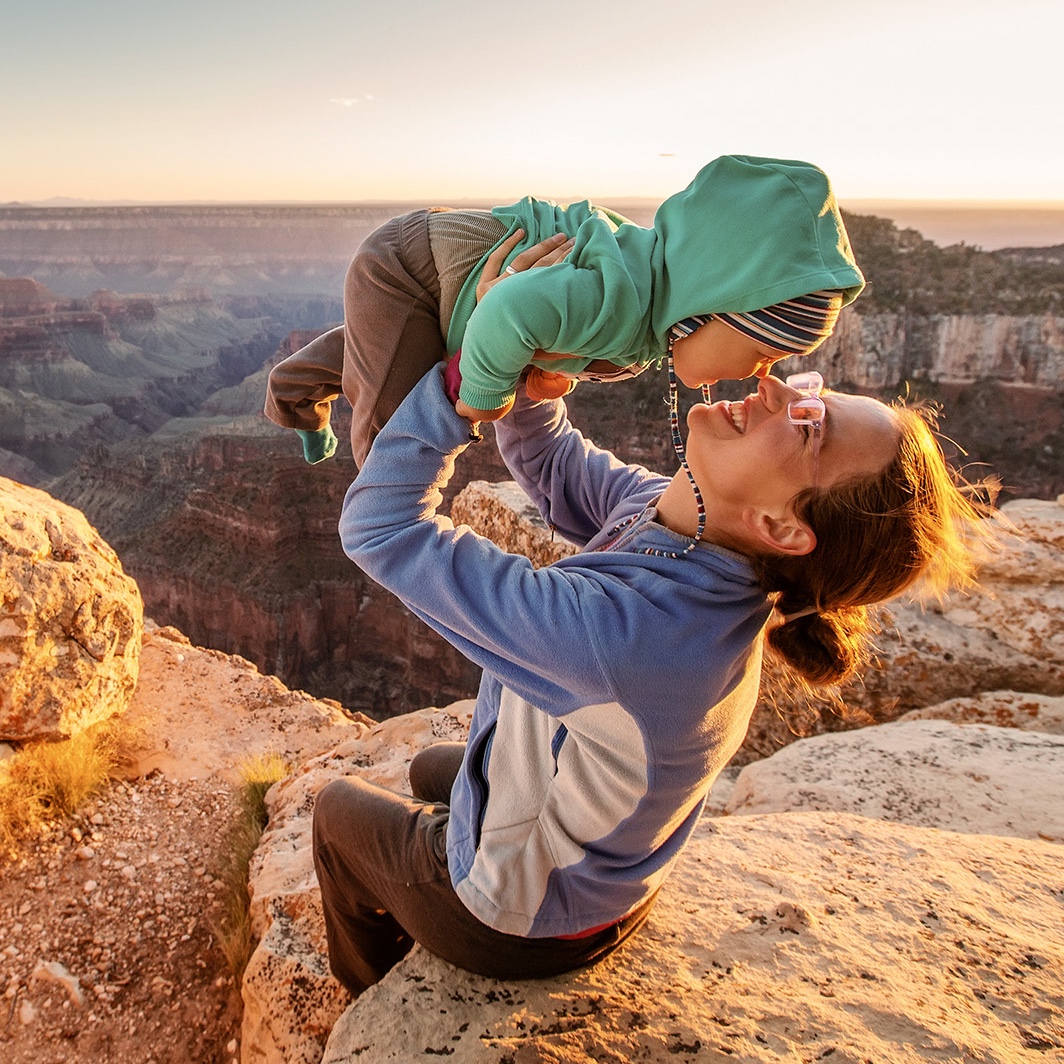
[{"xmin": 339, "ymin": 366, "xmax": 772, "ymax": 937}]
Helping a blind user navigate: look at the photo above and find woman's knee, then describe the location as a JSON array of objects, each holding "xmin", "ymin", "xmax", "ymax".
[
  {"xmin": 408, "ymin": 742, "xmax": 465, "ymax": 804},
  {"xmin": 312, "ymin": 778, "xmax": 346, "ymax": 851},
  {"xmin": 314, "ymin": 778, "xmax": 348, "ymax": 819},
  {"xmin": 312, "ymin": 776, "xmax": 376, "ymax": 847}
]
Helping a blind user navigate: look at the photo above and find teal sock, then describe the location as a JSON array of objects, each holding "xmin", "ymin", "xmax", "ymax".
[{"xmin": 296, "ymin": 426, "xmax": 338, "ymax": 464}]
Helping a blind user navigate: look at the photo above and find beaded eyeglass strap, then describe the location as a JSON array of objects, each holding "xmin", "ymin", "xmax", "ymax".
[{"xmin": 640, "ymin": 352, "xmax": 710, "ymax": 560}]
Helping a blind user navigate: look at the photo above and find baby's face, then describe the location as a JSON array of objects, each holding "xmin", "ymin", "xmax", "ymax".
[{"xmin": 670, "ymin": 318, "xmax": 794, "ymax": 388}]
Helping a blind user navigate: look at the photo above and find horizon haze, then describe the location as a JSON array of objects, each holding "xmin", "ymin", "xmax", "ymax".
[
  {"xmin": 3, "ymin": 0, "xmax": 1061, "ymax": 207},
  {"xmin": 4, "ymin": 198, "xmax": 1063, "ymax": 252}
]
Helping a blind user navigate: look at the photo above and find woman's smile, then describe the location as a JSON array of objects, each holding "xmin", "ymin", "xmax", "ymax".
[{"xmin": 725, "ymin": 399, "xmax": 749, "ymax": 434}]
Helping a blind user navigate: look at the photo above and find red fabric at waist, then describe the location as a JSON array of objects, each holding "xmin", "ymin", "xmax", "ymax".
[{"xmin": 555, "ymin": 917, "xmax": 624, "ymax": 941}]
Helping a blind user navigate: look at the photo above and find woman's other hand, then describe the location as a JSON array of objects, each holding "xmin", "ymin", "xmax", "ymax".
[
  {"xmin": 524, "ymin": 368, "xmax": 576, "ymax": 401},
  {"xmin": 475, "ymin": 231, "xmax": 574, "ymax": 303}
]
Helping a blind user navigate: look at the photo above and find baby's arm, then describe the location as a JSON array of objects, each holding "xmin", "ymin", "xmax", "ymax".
[{"xmin": 454, "ymin": 232, "xmax": 575, "ymax": 424}]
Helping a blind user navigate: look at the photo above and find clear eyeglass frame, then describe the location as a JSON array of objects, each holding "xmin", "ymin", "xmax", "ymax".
[{"xmin": 785, "ymin": 371, "xmax": 826, "ymax": 486}]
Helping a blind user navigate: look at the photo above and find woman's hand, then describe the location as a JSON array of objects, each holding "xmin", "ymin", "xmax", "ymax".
[
  {"xmin": 474, "ymin": 230, "xmax": 575, "ymax": 303},
  {"xmin": 454, "ymin": 230, "xmax": 576, "ymax": 425}
]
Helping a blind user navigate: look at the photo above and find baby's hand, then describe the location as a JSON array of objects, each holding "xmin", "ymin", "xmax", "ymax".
[{"xmin": 524, "ymin": 368, "xmax": 576, "ymax": 401}]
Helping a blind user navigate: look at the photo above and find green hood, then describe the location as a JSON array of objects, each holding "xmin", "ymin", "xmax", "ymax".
[{"xmin": 647, "ymin": 154, "xmax": 864, "ymax": 345}]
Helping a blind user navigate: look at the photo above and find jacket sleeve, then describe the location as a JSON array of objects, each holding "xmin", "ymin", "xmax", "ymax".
[
  {"xmin": 264, "ymin": 326, "xmax": 345, "ymax": 431},
  {"xmin": 340, "ymin": 365, "xmax": 625, "ymax": 711},
  {"xmin": 454, "ymin": 265, "xmax": 602, "ymax": 411},
  {"xmin": 493, "ymin": 390, "xmax": 664, "ymax": 548}
]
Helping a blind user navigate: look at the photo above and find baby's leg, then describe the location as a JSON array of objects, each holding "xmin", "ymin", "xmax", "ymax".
[{"xmin": 342, "ymin": 209, "xmax": 446, "ymax": 467}]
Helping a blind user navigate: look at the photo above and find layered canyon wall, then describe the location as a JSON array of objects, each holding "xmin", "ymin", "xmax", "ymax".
[
  {"xmin": 4, "ymin": 205, "xmax": 1062, "ymax": 715},
  {"xmin": 821, "ymin": 308, "xmax": 1063, "ymax": 388}
]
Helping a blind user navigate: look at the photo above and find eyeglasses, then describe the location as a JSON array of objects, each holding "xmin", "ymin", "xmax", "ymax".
[{"xmin": 785, "ymin": 371, "xmax": 826, "ymax": 487}]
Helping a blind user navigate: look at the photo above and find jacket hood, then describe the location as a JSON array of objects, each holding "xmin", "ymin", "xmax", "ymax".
[{"xmin": 648, "ymin": 154, "xmax": 865, "ymax": 344}]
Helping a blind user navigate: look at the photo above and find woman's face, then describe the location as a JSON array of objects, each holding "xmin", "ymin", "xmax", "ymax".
[{"xmin": 684, "ymin": 375, "xmax": 899, "ymax": 540}]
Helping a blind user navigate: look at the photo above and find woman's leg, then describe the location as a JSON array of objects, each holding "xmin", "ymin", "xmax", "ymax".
[
  {"xmin": 312, "ymin": 774, "xmax": 657, "ymax": 998},
  {"xmin": 341, "ymin": 209, "xmax": 445, "ymax": 467},
  {"xmin": 312, "ymin": 775, "xmax": 450, "ymax": 996},
  {"xmin": 408, "ymin": 741, "xmax": 466, "ymax": 804}
]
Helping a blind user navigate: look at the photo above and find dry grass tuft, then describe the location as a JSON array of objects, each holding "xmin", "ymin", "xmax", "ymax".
[
  {"xmin": 0, "ymin": 717, "xmax": 141, "ymax": 857},
  {"xmin": 214, "ymin": 752, "xmax": 292, "ymax": 984}
]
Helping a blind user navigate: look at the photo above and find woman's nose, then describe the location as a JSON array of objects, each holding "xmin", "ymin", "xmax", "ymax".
[{"xmin": 757, "ymin": 374, "xmax": 791, "ymax": 411}]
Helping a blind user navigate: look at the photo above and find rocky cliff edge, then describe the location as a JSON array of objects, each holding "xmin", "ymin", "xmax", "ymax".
[{"xmin": 1, "ymin": 479, "xmax": 1062, "ymax": 1064}]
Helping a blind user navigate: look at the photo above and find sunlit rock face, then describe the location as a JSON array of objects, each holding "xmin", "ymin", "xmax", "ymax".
[
  {"xmin": 820, "ymin": 308, "xmax": 1064, "ymax": 388},
  {"xmin": 243, "ymin": 702, "xmax": 1064, "ymax": 1064},
  {"xmin": 0, "ymin": 476, "xmax": 143, "ymax": 741}
]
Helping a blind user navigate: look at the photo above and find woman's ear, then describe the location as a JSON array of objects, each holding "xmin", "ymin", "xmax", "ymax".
[{"xmin": 741, "ymin": 507, "xmax": 817, "ymax": 556}]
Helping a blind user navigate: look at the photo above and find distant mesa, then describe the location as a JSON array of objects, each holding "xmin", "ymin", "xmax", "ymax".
[{"xmin": 0, "ymin": 277, "xmax": 62, "ymax": 316}]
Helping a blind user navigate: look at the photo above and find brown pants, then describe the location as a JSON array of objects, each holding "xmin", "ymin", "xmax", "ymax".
[
  {"xmin": 311, "ymin": 742, "xmax": 655, "ymax": 997},
  {"xmin": 264, "ymin": 209, "xmax": 445, "ymax": 467},
  {"xmin": 341, "ymin": 209, "xmax": 446, "ymax": 466}
]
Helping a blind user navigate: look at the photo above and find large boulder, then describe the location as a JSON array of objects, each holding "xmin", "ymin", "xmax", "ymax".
[
  {"xmin": 0, "ymin": 476, "xmax": 143, "ymax": 741},
  {"xmin": 322, "ymin": 811, "xmax": 1064, "ymax": 1063},
  {"xmin": 725, "ymin": 718, "xmax": 1064, "ymax": 841}
]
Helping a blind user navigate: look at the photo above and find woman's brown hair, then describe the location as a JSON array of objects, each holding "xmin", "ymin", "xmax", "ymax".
[{"xmin": 753, "ymin": 400, "xmax": 997, "ymax": 687}]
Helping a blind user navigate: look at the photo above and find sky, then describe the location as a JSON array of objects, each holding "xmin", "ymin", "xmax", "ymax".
[{"xmin": 3, "ymin": 0, "xmax": 1062, "ymax": 206}]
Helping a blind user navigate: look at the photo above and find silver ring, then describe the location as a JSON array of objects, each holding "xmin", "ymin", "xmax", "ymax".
[{"xmin": 504, "ymin": 265, "xmax": 517, "ymax": 276}]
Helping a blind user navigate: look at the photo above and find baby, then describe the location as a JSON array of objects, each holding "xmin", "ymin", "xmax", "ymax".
[{"xmin": 265, "ymin": 154, "xmax": 863, "ymax": 465}]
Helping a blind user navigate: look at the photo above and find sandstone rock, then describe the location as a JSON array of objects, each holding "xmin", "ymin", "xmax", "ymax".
[
  {"xmin": 240, "ymin": 702, "xmax": 474, "ymax": 1064},
  {"xmin": 125, "ymin": 622, "xmax": 371, "ymax": 783},
  {"xmin": 734, "ymin": 594, "xmax": 1064, "ymax": 765},
  {"xmin": 240, "ymin": 891, "xmax": 349, "ymax": 1064},
  {"xmin": 321, "ymin": 811, "xmax": 1064, "ymax": 1063},
  {"xmin": 30, "ymin": 960, "xmax": 84, "ymax": 1008},
  {"xmin": 451, "ymin": 481, "xmax": 577, "ymax": 569},
  {"xmin": 899, "ymin": 689, "xmax": 1064, "ymax": 733},
  {"xmin": 0, "ymin": 476, "xmax": 143, "ymax": 741},
  {"xmin": 726, "ymin": 719, "xmax": 1064, "ymax": 841}
]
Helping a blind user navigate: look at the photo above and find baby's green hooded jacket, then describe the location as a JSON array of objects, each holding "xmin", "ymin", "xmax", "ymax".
[{"xmin": 448, "ymin": 154, "xmax": 865, "ymax": 412}]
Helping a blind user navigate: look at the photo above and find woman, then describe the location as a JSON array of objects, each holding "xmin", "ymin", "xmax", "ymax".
[{"xmin": 311, "ymin": 243, "xmax": 990, "ymax": 998}]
